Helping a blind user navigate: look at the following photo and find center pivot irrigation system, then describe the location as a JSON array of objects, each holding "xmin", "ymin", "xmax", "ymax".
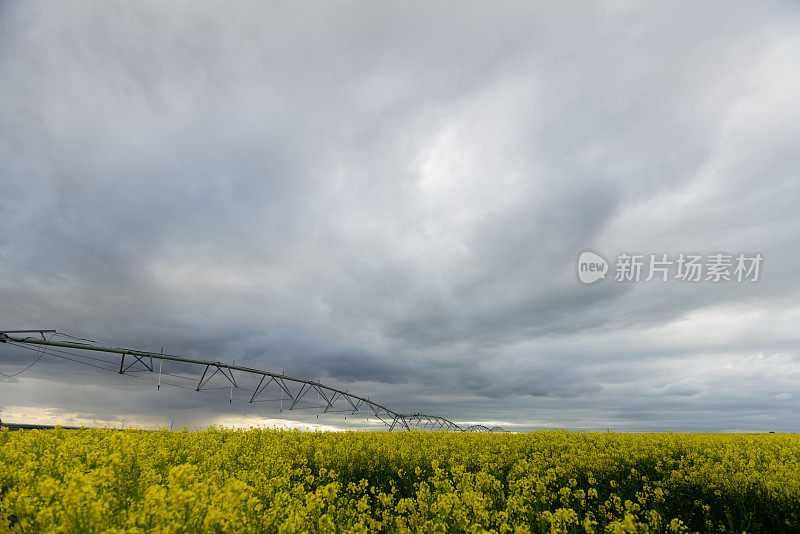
[{"xmin": 0, "ymin": 330, "xmax": 506, "ymax": 433}]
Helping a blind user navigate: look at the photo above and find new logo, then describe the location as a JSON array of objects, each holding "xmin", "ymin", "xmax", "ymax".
[{"xmin": 577, "ymin": 250, "xmax": 608, "ymax": 284}]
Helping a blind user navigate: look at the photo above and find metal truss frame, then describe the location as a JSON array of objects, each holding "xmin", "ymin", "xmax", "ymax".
[{"xmin": 1, "ymin": 330, "xmax": 505, "ymax": 432}]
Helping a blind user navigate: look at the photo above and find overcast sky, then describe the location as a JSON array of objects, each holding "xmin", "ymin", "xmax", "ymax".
[{"xmin": 1, "ymin": 1, "xmax": 799, "ymax": 432}]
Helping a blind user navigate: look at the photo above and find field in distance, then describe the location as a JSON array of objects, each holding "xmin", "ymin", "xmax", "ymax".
[{"xmin": 1, "ymin": 427, "xmax": 798, "ymax": 533}]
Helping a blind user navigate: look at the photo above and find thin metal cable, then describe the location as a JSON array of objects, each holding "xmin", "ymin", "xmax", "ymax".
[
  {"xmin": 53, "ymin": 331, "xmax": 98, "ymax": 344},
  {"xmin": 0, "ymin": 332, "xmax": 56, "ymax": 377},
  {"xmin": 7, "ymin": 342, "xmax": 204, "ymax": 384},
  {"xmin": 5, "ymin": 342, "xmax": 310, "ymax": 406}
]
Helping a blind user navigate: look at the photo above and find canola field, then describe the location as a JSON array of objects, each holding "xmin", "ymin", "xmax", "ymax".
[{"xmin": 1, "ymin": 427, "xmax": 798, "ymax": 533}]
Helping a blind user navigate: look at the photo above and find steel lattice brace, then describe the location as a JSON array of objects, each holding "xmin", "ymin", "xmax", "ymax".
[{"xmin": 0, "ymin": 330, "xmax": 506, "ymax": 432}]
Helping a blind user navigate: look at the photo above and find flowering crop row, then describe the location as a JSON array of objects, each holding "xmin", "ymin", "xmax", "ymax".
[{"xmin": 1, "ymin": 427, "xmax": 798, "ymax": 533}]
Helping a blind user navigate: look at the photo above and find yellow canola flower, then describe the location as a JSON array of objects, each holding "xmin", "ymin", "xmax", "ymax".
[{"xmin": 0, "ymin": 428, "xmax": 798, "ymax": 533}]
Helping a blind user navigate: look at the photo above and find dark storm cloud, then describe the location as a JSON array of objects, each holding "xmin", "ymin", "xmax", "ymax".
[{"xmin": 2, "ymin": 1, "xmax": 800, "ymax": 431}]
